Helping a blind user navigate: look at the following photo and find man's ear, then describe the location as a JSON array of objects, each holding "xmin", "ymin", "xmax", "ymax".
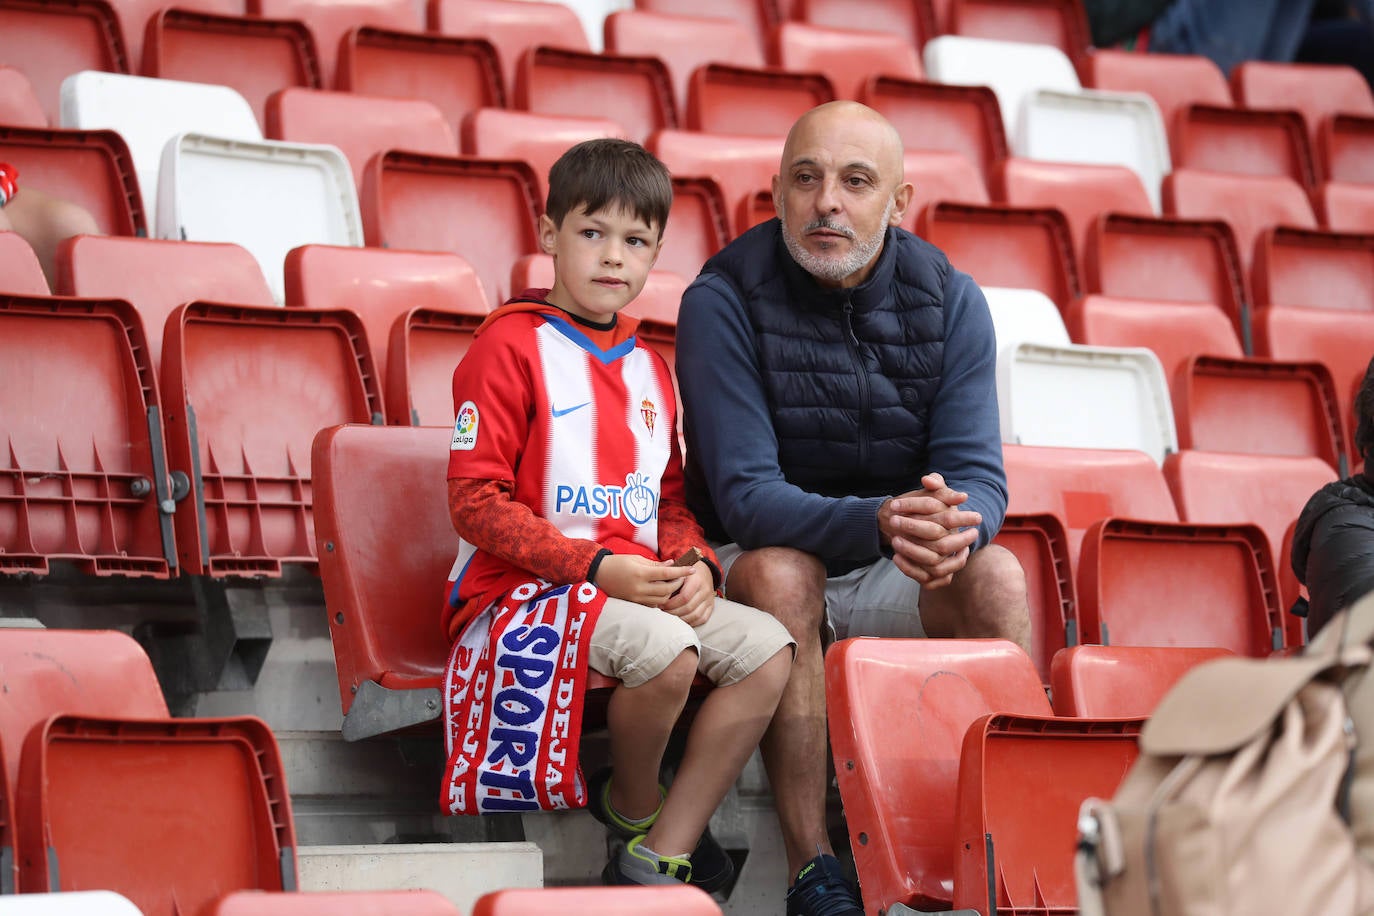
[
  {"xmin": 771, "ymin": 174, "xmax": 782, "ymax": 219},
  {"xmin": 538, "ymin": 213, "xmax": 558, "ymax": 255},
  {"xmin": 888, "ymin": 181, "xmax": 915, "ymax": 227}
]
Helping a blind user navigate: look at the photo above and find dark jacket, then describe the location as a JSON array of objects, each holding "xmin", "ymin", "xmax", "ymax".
[
  {"xmin": 1292, "ymin": 470, "xmax": 1374, "ymax": 638},
  {"xmin": 675, "ymin": 219, "xmax": 1006, "ymax": 575}
]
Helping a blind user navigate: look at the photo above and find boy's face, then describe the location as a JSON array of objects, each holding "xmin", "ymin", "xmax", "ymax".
[{"xmin": 540, "ymin": 202, "xmax": 662, "ymax": 324}]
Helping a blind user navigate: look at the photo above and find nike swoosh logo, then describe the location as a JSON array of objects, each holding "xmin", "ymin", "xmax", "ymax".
[{"xmin": 551, "ymin": 401, "xmax": 591, "ymax": 418}]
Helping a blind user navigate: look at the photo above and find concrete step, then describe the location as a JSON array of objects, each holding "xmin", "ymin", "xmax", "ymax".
[{"xmin": 297, "ymin": 843, "xmax": 542, "ymax": 913}]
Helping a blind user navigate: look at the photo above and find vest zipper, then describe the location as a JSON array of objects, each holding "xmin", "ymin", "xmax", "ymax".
[{"xmin": 841, "ymin": 299, "xmax": 871, "ymax": 470}]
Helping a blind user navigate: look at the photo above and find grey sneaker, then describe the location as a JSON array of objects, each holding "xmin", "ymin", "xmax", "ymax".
[{"xmin": 602, "ymin": 836, "xmax": 693, "ymax": 886}]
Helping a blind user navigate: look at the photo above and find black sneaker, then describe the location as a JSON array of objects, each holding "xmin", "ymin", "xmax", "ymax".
[{"xmin": 785, "ymin": 854, "xmax": 864, "ymax": 916}]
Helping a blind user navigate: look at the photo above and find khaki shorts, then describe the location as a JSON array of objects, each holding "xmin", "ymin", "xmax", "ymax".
[
  {"xmin": 714, "ymin": 543, "xmax": 927, "ymax": 641},
  {"xmin": 589, "ymin": 596, "xmax": 795, "ymax": 689}
]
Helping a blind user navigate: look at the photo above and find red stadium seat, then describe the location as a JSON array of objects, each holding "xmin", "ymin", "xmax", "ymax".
[
  {"xmin": 0, "ymin": 231, "xmax": 50, "ymax": 295},
  {"xmin": 266, "ymin": 88, "xmax": 456, "ymax": 187},
  {"xmin": 604, "ymin": 10, "xmax": 762, "ymax": 116},
  {"xmin": 862, "ymin": 77, "xmax": 1007, "ymax": 186},
  {"xmin": 246, "ymin": 0, "xmax": 420, "ymax": 87},
  {"xmin": 993, "ymin": 513, "xmax": 1076, "ymax": 683},
  {"xmin": 1163, "ymin": 169, "xmax": 1316, "ymax": 271},
  {"xmin": 473, "ymin": 886, "xmax": 722, "ymax": 915},
  {"xmin": 1317, "ymin": 113, "xmax": 1374, "ymax": 185},
  {"xmin": 1232, "ymin": 61, "xmax": 1374, "ymax": 147},
  {"xmin": 900, "ymin": 149, "xmax": 989, "ymax": 232},
  {"xmin": 649, "ymin": 129, "xmax": 783, "ymax": 237},
  {"xmin": 771, "ymin": 21, "xmax": 922, "ymax": 101},
  {"xmin": 685, "ymin": 63, "xmax": 833, "ymax": 137},
  {"xmin": 952, "ymin": 714, "xmax": 1142, "ymax": 914},
  {"xmin": 633, "ymin": 0, "xmax": 776, "ymax": 62},
  {"xmin": 1252, "ymin": 225, "xmax": 1374, "ymax": 313},
  {"xmin": 793, "ymin": 0, "xmax": 936, "ymax": 51},
  {"xmin": 1172, "ymin": 105, "xmax": 1316, "ymax": 189},
  {"xmin": 1175, "ymin": 355, "xmax": 1347, "ymax": 473},
  {"xmin": 1063, "ymin": 294, "xmax": 1242, "ymax": 391},
  {"xmin": 1316, "ymin": 182, "xmax": 1374, "ymax": 233},
  {"xmin": 995, "ymin": 158, "xmax": 1154, "ymax": 265},
  {"xmin": 0, "ymin": 296, "xmax": 176, "ymax": 578},
  {"xmin": 1049, "ymin": 644, "xmax": 1233, "ymax": 717},
  {"xmin": 1003, "ymin": 444, "xmax": 1178, "ymax": 565},
  {"xmin": 427, "ymin": 0, "xmax": 588, "ymax": 99},
  {"xmin": 284, "ymin": 244, "xmax": 490, "ymax": 425},
  {"xmin": 0, "ymin": 0, "xmax": 126, "ymax": 125},
  {"xmin": 360, "ymin": 151, "xmax": 541, "ymax": 306},
  {"xmin": 215, "ymin": 890, "xmax": 462, "ymax": 915},
  {"xmin": 916, "ymin": 201, "xmax": 1080, "ymax": 309},
  {"xmin": 1077, "ymin": 518, "xmax": 1284, "ymax": 654},
  {"xmin": 662, "ymin": 176, "xmax": 731, "ymax": 277},
  {"xmin": 336, "ymin": 27, "xmax": 504, "ymax": 123},
  {"xmin": 0, "ymin": 126, "xmax": 146, "ymax": 237},
  {"xmin": 142, "ymin": 8, "xmax": 321, "ymax": 126},
  {"xmin": 514, "ymin": 46, "xmax": 676, "ymax": 145},
  {"xmin": 161, "ymin": 303, "xmax": 382, "ymax": 577},
  {"xmin": 461, "ymin": 107, "xmax": 627, "ymax": 201},
  {"xmin": 826, "ymin": 637, "xmax": 1051, "ymax": 913},
  {"xmin": 0, "ymin": 64, "xmax": 47, "ymax": 127},
  {"xmin": 1083, "ymin": 49, "xmax": 1231, "ymax": 132},
  {"xmin": 949, "ymin": 0, "xmax": 1093, "ymax": 77},
  {"xmin": 104, "ymin": 0, "xmax": 237, "ymax": 75},
  {"xmin": 56, "ymin": 236, "xmax": 274, "ymax": 370},
  {"xmin": 1082, "ymin": 212, "xmax": 1249, "ymax": 348}
]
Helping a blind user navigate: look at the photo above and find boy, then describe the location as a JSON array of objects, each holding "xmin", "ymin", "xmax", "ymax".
[{"xmin": 441, "ymin": 138, "xmax": 794, "ymax": 890}]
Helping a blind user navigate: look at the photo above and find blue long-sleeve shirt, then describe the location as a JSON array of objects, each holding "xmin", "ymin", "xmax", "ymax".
[{"xmin": 676, "ymin": 235, "xmax": 1006, "ymax": 570}]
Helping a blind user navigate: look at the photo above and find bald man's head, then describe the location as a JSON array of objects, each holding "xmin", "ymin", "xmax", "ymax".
[{"xmin": 773, "ymin": 102, "xmax": 913, "ymax": 288}]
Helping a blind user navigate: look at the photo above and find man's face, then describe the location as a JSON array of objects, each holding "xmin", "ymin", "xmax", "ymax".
[{"xmin": 773, "ymin": 106, "xmax": 912, "ymax": 289}]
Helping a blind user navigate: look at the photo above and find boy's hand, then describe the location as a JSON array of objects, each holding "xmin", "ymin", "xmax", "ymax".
[
  {"xmin": 660, "ymin": 561, "xmax": 716, "ymax": 627},
  {"xmin": 594, "ymin": 554, "xmax": 694, "ymax": 608}
]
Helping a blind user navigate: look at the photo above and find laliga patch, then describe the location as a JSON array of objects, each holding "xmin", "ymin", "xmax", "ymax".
[{"xmin": 451, "ymin": 401, "xmax": 479, "ymax": 451}]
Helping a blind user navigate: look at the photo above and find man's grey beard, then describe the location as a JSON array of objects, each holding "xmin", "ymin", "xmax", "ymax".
[{"xmin": 780, "ymin": 196, "xmax": 894, "ymax": 284}]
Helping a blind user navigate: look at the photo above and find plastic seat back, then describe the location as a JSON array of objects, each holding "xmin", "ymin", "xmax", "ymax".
[
  {"xmin": 0, "ymin": 125, "xmax": 145, "ymax": 237},
  {"xmin": 862, "ymin": 77, "xmax": 1006, "ymax": 185},
  {"xmin": 1164, "ymin": 169, "xmax": 1316, "ymax": 271},
  {"xmin": 0, "ymin": 64, "xmax": 48, "ymax": 127},
  {"xmin": 0, "ymin": 296, "xmax": 176, "ymax": 579},
  {"xmin": 360, "ymin": 151, "xmax": 540, "ymax": 306},
  {"xmin": 1319, "ymin": 114, "xmax": 1374, "ymax": 185},
  {"xmin": 901, "ymin": 149, "xmax": 988, "ymax": 230},
  {"xmin": 826, "ymin": 637, "xmax": 1051, "ymax": 912},
  {"xmin": 285, "ymin": 244, "xmax": 489, "ymax": 424},
  {"xmin": 312, "ymin": 424, "xmax": 455, "ymax": 739},
  {"xmin": 1175, "ymin": 355, "xmax": 1347, "ymax": 474},
  {"xmin": 1252, "ymin": 225, "xmax": 1374, "ymax": 313},
  {"xmin": 1083, "ymin": 49, "xmax": 1231, "ymax": 130},
  {"xmin": 1049, "ymin": 644, "xmax": 1234, "ymax": 717},
  {"xmin": 917, "ymin": 201, "xmax": 1079, "ymax": 309},
  {"xmin": 0, "ymin": 231, "xmax": 50, "ymax": 295},
  {"xmin": 922, "ymin": 35, "xmax": 1079, "ymax": 138},
  {"xmin": 215, "ymin": 890, "xmax": 462, "ymax": 915},
  {"xmin": 461, "ymin": 108, "xmax": 627, "ymax": 201},
  {"xmin": 59, "ymin": 72, "xmax": 262, "ymax": 238},
  {"xmin": 515, "ymin": 46, "xmax": 675, "ymax": 145},
  {"xmin": 1317, "ymin": 181, "xmax": 1374, "ymax": 232},
  {"xmin": 771, "ymin": 21, "xmax": 921, "ymax": 101},
  {"xmin": 795, "ymin": 0, "xmax": 935, "ymax": 50},
  {"xmin": 649, "ymin": 129, "xmax": 783, "ymax": 237},
  {"xmin": 662, "ymin": 176, "xmax": 731, "ymax": 278},
  {"xmin": 428, "ymin": 0, "xmax": 588, "ymax": 97},
  {"xmin": 267, "ymin": 88, "xmax": 456, "ymax": 188},
  {"xmin": 473, "ymin": 886, "xmax": 722, "ymax": 915},
  {"xmin": 55, "ymin": 236, "xmax": 274, "ymax": 370},
  {"xmin": 685, "ymin": 63, "xmax": 833, "ymax": 137},
  {"xmin": 0, "ymin": 891, "xmax": 143, "ymax": 914},
  {"xmin": 247, "ymin": 0, "xmax": 419, "ymax": 86},
  {"xmin": 0, "ymin": 0, "xmax": 126, "ymax": 125},
  {"xmin": 1064, "ymin": 294, "xmax": 1243, "ymax": 390},
  {"xmin": 983, "ymin": 286, "xmax": 1070, "ymax": 352},
  {"xmin": 952, "ymin": 714, "xmax": 1142, "ymax": 913},
  {"xmin": 949, "ymin": 0, "xmax": 1092, "ymax": 75},
  {"xmin": 604, "ymin": 10, "xmax": 762, "ymax": 116},
  {"xmin": 158, "ymin": 133, "xmax": 364, "ymax": 304},
  {"xmin": 103, "ymin": 0, "xmax": 237, "ymax": 74},
  {"xmin": 1172, "ymin": 104, "xmax": 1316, "ymax": 190},
  {"xmin": 1003, "ymin": 444, "xmax": 1178, "ymax": 564},
  {"xmin": 996, "ymin": 158, "xmax": 1154, "ymax": 264},
  {"xmin": 1232, "ymin": 61, "xmax": 1374, "ymax": 145},
  {"xmin": 142, "ymin": 8, "xmax": 321, "ymax": 127},
  {"xmin": 337, "ymin": 27, "xmax": 503, "ymax": 125},
  {"xmin": 994, "ymin": 512, "xmax": 1076, "ymax": 682},
  {"xmin": 633, "ymin": 0, "xmax": 774, "ymax": 61},
  {"xmin": 162, "ymin": 303, "xmax": 382, "ymax": 577},
  {"xmin": 1077, "ymin": 518, "xmax": 1284, "ymax": 654}
]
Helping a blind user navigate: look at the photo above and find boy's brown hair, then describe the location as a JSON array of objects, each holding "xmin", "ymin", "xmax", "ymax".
[{"xmin": 545, "ymin": 138, "xmax": 672, "ymax": 237}]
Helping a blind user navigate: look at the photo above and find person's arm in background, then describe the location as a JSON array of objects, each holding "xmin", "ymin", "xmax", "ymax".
[
  {"xmin": 1300, "ymin": 502, "xmax": 1374, "ymax": 632},
  {"xmin": 676, "ymin": 273, "xmax": 888, "ymax": 561}
]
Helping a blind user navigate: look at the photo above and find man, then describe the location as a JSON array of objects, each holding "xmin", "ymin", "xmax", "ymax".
[{"xmin": 675, "ymin": 101, "xmax": 1031, "ymax": 916}]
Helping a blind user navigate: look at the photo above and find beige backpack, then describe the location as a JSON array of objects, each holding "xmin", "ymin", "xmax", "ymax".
[{"xmin": 1076, "ymin": 591, "xmax": 1374, "ymax": 915}]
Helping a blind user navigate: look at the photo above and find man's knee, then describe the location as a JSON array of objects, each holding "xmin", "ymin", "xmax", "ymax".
[
  {"xmin": 725, "ymin": 546, "xmax": 827, "ymax": 636},
  {"xmin": 922, "ymin": 544, "xmax": 1029, "ymax": 640}
]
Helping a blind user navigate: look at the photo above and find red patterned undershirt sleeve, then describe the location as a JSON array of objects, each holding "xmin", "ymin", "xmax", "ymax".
[{"xmin": 448, "ymin": 477, "xmax": 605, "ymax": 585}]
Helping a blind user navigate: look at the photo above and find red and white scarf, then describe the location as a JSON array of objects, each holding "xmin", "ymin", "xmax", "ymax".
[{"xmin": 441, "ymin": 578, "xmax": 607, "ymax": 815}]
